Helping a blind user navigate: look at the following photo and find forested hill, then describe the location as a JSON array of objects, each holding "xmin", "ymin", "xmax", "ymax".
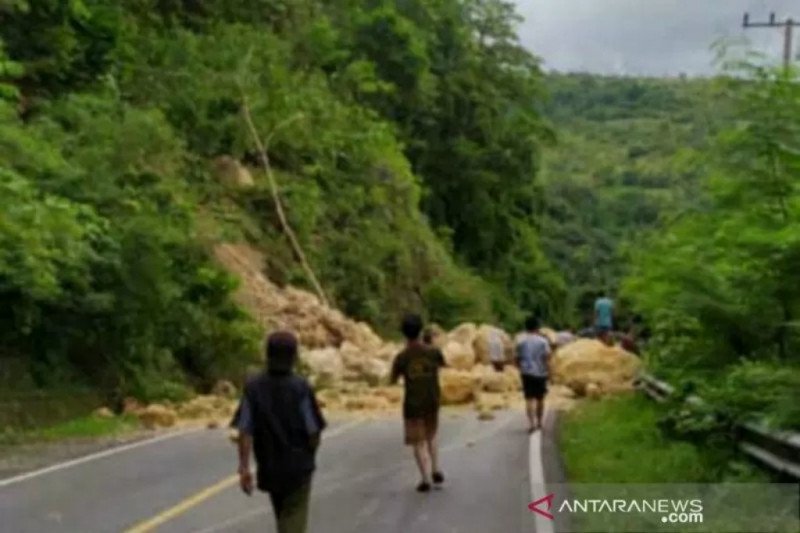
[
  {"xmin": 0, "ymin": 1, "xmax": 565, "ymax": 400},
  {"xmin": 540, "ymin": 70, "xmax": 800, "ymax": 429},
  {"xmin": 538, "ymin": 73, "xmax": 721, "ymax": 321},
  {"xmin": 1, "ymin": 2, "xmax": 797, "ymax": 429}
]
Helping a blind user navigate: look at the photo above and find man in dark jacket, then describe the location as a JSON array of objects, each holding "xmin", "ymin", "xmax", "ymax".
[{"xmin": 236, "ymin": 331, "xmax": 326, "ymax": 533}]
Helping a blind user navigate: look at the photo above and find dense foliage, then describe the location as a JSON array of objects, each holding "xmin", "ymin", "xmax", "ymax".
[
  {"xmin": 540, "ymin": 65, "xmax": 799, "ymax": 429},
  {"xmin": 538, "ymin": 74, "xmax": 722, "ymax": 323},
  {"xmin": 623, "ymin": 60, "xmax": 800, "ymax": 429},
  {"xmin": 2, "ymin": 2, "xmax": 796, "ymax": 431},
  {"xmin": 0, "ymin": 0, "xmax": 564, "ymax": 401}
]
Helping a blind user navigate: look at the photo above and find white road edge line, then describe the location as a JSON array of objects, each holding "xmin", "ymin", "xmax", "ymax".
[
  {"xmin": 1, "ymin": 418, "xmax": 362, "ymax": 491},
  {"xmin": 529, "ymin": 409, "xmax": 555, "ymax": 533},
  {"xmin": 0, "ymin": 427, "xmax": 203, "ymax": 489}
]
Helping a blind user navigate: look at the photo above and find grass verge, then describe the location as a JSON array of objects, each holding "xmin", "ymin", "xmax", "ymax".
[
  {"xmin": 0, "ymin": 413, "xmax": 140, "ymax": 446},
  {"xmin": 560, "ymin": 393, "xmax": 766, "ymax": 483}
]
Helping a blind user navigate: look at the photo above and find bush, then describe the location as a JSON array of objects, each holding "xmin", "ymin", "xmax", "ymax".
[{"xmin": 702, "ymin": 361, "xmax": 800, "ymax": 430}]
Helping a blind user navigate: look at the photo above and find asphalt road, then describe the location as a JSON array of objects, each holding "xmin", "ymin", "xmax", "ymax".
[{"xmin": 0, "ymin": 409, "xmax": 545, "ymax": 533}]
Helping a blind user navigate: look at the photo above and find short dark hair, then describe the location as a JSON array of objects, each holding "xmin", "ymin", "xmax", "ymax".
[
  {"xmin": 401, "ymin": 313, "xmax": 424, "ymax": 340},
  {"xmin": 525, "ymin": 315, "xmax": 540, "ymax": 331},
  {"xmin": 266, "ymin": 330, "xmax": 298, "ymax": 373}
]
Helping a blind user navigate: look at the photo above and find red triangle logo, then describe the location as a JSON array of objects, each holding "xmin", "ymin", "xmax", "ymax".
[{"xmin": 528, "ymin": 493, "xmax": 555, "ymax": 520}]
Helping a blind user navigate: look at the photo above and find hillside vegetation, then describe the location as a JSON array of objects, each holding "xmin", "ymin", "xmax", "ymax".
[
  {"xmin": 0, "ymin": 0, "xmax": 564, "ymax": 403},
  {"xmin": 1, "ymin": 2, "xmax": 797, "ymax": 432},
  {"xmin": 539, "ymin": 74, "xmax": 723, "ymax": 319},
  {"xmin": 539, "ymin": 65, "xmax": 800, "ymax": 429}
]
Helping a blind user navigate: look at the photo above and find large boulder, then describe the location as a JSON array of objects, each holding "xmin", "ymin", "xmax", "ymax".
[
  {"xmin": 176, "ymin": 395, "xmax": 233, "ymax": 420},
  {"xmin": 138, "ymin": 404, "xmax": 177, "ymax": 429},
  {"xmin": 93, "ymin": 407, "xmax": 114, "ymax": 418},
  {"xmin": 339, "ymin": 341, "xmax": 389, "ymax": 385},
  {"xmin": 551, "ymin": 339, "xmax": 641, "ymax": 397},
  {"xmin": 349, "ymin": 322, "xmax": 384, "ymax": 351},
  {"xmin": 473, "ymin": 325, "xmax": 512, "ymax": 365},
  {"xmin": 503, "ymin": 365, "xmax": 522, "ymax": 391},
  {"xmin": 539, "ymin": 327, "xmax": 559, "ymax": 346},
  {"xmin": 447, "ymin": 323, "xmax": 478, "ymax": 346},
  {"xmin": 440, "ymin": 369, "xmax": 477, "ymax": 404},
  {"xmin": 375, "ymin": 342, "xmax": 403, "ymax": 361},
  {"xmin": 338, "ymin": 341, "xmax": 363, "ymax": 367},
  {"xmin": 442, "ymin": 340, "xmax": 476, "ymax": 370},
  {"xmin": 360, "ymin": 358, "xmax": 389, "ymax": 386},
  {"xmin": 122, "ymin": 397, "xmax": 143, "ymax": 415},
  {"xmin": 212, "ymin": 156, "xmax": 254, "ymax": 188},
  {"xmin": 473, "ymin": 365, "xmax": 517, "ymax": 393},
  {"xmin": 426, "ymin": 323, "xmax": 447, "ymax": 348},
  {"xmin": 301, "ymin": 347, "xmax": 344, "ymax": 386},
  {"xmin": 211, "ymin": 380, "xmax": 237, "ymax": 398},
  {"xmin": 347, "ymin": 357, "xmax": 389, "ymax": 387}
]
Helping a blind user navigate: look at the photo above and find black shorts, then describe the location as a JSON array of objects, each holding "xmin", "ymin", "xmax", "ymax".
[{"xmin": 521, "ymin": 375, "xmax": 548, "ymax": 399}]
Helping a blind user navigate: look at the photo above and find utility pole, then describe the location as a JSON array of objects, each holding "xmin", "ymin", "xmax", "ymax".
[{"xmin": 743, "ymin": 12, "xmax": 800, "ymax": 71}]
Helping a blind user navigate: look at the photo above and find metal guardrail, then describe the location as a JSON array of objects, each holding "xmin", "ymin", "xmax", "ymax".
[{"xmin": 635, "ymin": 373, "xmax": 800, "ymax": 481}]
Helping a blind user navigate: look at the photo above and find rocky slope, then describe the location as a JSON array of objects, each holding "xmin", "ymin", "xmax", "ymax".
[{"xmin": 118, "ymin": 243, "xmax": 644, "ymax": 430}]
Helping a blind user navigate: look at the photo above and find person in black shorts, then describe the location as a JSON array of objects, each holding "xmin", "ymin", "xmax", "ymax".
[
  {"xmin": 390, "ymin": 314, "xmax": 446, "ymax": 492},
  {"xmin": 515, "ymin": 316, "xmax": 551, "ymax": 432}
]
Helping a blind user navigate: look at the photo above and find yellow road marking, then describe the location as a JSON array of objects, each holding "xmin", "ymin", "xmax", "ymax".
[
  {"xmin": 125, "ymin": 475, "xmax": 238, "ymax": 533},
  {"xmin": 124, "ymin": 419, "xmax": 363, "ymax": 533}
]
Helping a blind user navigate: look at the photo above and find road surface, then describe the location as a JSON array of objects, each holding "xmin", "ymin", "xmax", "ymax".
[{"xmin": 1, "ymin": 409, "xmax": 557, "ymax": 532}]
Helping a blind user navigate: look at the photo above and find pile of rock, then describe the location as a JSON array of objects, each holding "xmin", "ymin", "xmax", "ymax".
[
  {"xmin": 434, "ymin": 323, "xmax": 521, "ymax": 406},
  {"xmin": 115, "ymin": 380, "xmax": 238, "ymax": 430},
  {"xmin": 550, "ymin": 339, "xmax": 641, "ymax": 398},
  {"xmin": 298, "ymin": 320, "xmax": 523, "ymax": 410},
  {"xmin": 316, "ymin": 385, "xmax": 403, "ymax": 413},
  {"xmin": 214, "ymin": 243, "xmax": 396, "ymax": 387},
  {"xmin": 214, "ymin": 243, "xmax": 527, "ymax": 412}
]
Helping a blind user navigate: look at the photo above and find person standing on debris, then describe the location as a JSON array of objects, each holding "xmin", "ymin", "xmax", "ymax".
[
  {"xmin": 235, "ymin": 331, "xmax": 326, "ymax": 533},
  {"xmin": 594, "ymin": 291, "xmax": 615, "ymax": 344},
  {"xmin": 515, "ymin": 316, "xmax": 551, "ymax": 433},
  {"xmin": 488, "ymin": 329, "xmax": 506, "ymax": 372},
  {"xmin": 390, "ymin": 314, "xmax": 446, "ymax": 492}
]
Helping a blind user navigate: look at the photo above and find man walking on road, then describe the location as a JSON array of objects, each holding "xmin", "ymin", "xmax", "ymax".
[
  {"xmin": 236, "ymin": 331, "xmax": 326, "ymax": 533},
  {"xmin": 390, "ymin": 314, "xmax": 446, "ymax": 493},
  {"xmin": 515, "ymin": 316, "xmax": 551, "ymax": 433}
]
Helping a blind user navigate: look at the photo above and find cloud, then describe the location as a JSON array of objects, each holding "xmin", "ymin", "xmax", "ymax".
[{"xmin": 512, "ymin": 0, "xmax": 796, "ymax": 75}]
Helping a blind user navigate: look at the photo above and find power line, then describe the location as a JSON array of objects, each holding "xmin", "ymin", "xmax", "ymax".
[{"xmin": 742, "ymin": 12, "xmax": 800, "ymax": 70}]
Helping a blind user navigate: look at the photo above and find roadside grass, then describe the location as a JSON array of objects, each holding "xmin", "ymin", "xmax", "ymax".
[
  {"xmin": 0, "ymin": 413, "xmax": 140, "ymax": 446},
  {"xmin": 557, "ymin": 395, "xmax": 799, "ymax": 532},
  {"xmin": 560, "ymin": 393, "xmax": 766, "ymax": 483}
]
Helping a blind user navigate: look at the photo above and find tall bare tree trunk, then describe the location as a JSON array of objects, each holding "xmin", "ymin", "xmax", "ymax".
[{"xmin": 240, "ymin": 94, "xmax": 330, "ymax": 307}]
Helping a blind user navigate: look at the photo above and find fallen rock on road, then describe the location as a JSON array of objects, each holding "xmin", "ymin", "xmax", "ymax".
[{"xmin": 551, "ymin": 339, "xmax": 641, "ymax": 398}]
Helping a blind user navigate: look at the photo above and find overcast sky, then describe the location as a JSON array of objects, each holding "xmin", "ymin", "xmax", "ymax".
[{"xmin": 513, "ymin": 0, "xmax": 797, "ymax": 76}]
